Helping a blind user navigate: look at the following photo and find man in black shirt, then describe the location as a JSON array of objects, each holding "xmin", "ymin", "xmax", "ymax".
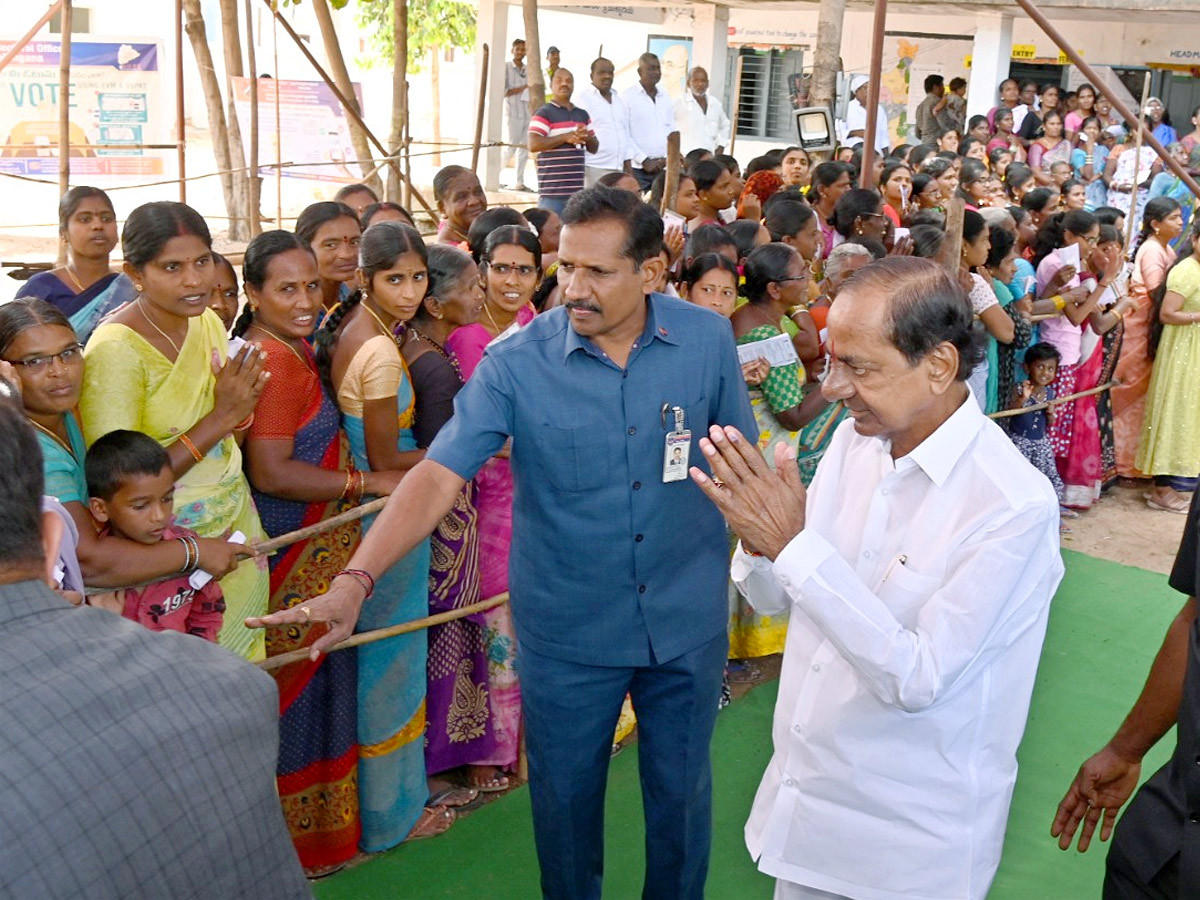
[{"xmin": 1052, "ymin": 489, "xmax": 1200, "ymax": 897}]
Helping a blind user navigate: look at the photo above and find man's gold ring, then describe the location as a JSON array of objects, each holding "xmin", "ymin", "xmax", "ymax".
[{"xmin": 711, "ymin": 478, "xmax": 725, "ymax": 489}]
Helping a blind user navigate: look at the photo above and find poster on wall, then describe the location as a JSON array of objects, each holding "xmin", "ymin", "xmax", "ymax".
[
  {"xmin": 892, "ymin": 34, "xmax": 973, "ymax": 144},
  {"xmin": 646, "ymin": 36, "xmax": 692, "ymax": 101},
  {"xmin": 232, "ymin": 76, "xmax": 366, "ymax": 183},
  {"xmin": 0, "ymin": 38, "xmax": 166, "ymax": 177}
]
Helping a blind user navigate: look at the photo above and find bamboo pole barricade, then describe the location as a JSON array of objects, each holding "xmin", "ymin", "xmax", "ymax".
[
  {"xmin": 56, "ymin": 0, "xmax": 72, "ymax": 267},
  {"xmin": 0, "ymin": 2, "xmax": 65, "ymax": 75},
  {"xmin": 257, "ymin": 593, "xmax": 510, "ymax": 671},
  {"xmin": 471, "ymin": 44, "xmax": 489, "ymax": 173},
  {"xmin": 1124, "ymin": 72, "xmax": 1153, "ymax": 256},
  {"xmin": 988, "ymin": 380, "xmax": 1119, "ymax": 420}
]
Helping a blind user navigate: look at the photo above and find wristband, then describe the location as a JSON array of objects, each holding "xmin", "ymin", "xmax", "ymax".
[
  {"xmin": 336, "ymin": 568, "xmax": 375, "ymax": 601},
  {"xmin": 177, "ymin": 432, "xmax": 204, "ymax": 462},
  {"xmin": 1051, "ymin": 295, "xmax": 1066, "ymax": 311}
]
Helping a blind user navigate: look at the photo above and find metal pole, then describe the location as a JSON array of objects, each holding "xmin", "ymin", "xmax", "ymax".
[
  {"xmin": 57, "ymin": 0, "xmax": 72, "ymax": 267},
  {"xmin": 1124, "ymin": 72, "xmax": 1152, "ymax": 255},
  {"xmin": 1012, "ymin": 0, "xmax": 1200, "ymax": 203},
  {"xmin": 0, "ymin": 1, "xmax": 64, "ymax": 75},
  {"xmin": 471, "ymin": 43, "xmax": 489, "ymax": 173},
  {"xmin": 175, "ymin": 0, "xmax": 187, "ymax": 203},
  {"xmin": 859, "ymin": 0, "xmax": 887, "ymax": 189}
]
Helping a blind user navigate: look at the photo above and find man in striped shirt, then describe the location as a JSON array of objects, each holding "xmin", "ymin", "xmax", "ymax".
[{"xmin": 529, "ymin": 68, "xmax": 598, "ymax": 215}]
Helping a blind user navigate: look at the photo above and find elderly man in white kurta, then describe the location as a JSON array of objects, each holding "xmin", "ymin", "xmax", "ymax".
[
  {"xmin": 691, "ymin": 257, "xmax": 1064, "ymax": 900},
  {"xmin": 675, "ymin": 67, "xmax": 731, "ymax": 154}
]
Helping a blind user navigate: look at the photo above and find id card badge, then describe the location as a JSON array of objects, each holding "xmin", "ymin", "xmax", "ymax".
[{"xmin": 662, "ymin": 405, "xmax": 691, "ymax": 483}]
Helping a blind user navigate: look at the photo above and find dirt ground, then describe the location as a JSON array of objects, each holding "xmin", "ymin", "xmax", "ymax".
[{"xmin": 1063, "ymin": 482, "xmax": 1188, "ymax": 576}]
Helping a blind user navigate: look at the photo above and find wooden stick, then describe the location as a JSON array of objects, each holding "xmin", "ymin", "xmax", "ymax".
[
  {"xmin": 859, "ymin": 0, "xmax": 888, "ymax": 190},
  {"xmin": 1124, "ymin": 72, "xmax": 1152, "ymax": 257},
  {"xmin": 0, "ymin": 2, "xmax": 65, "ymax": 75},
  {"xmin": 244, "ymin": 0, "xmax": 261, "ymax": 238},
  {"xmin": 472, "ymin": 43, "xmax": 489, "ymax": 173},
  {"xmin": 256, "ymin": 593, "xmax": 510, "ymax": 671},
  {"xmin": 272, "ymin": 4, "xmax": 282, "ymax": 228},
  {"xmin": 253, "ymin": 496, "xmax": 388, "ymax": 556},
  {"xmin": 175, "ymin": 0, "xmax": 186, "ymax": 203},
  {"xmin": 728, "ymin": 55, "xmax": 745, "ymax": 157},
  {"xmin": 57, "ymin": 0, "xmax": 72, "ymax": 268},
  {"xmin": 938, "ymin": 196, "xmax": 964, "ymax": 272},
  {"xmin": 262, "ymin": 0, "xmax": 436, "ymax": 218},
  {"xmin": 989, "ymin": 380, "xmax": 1117, "ymax": 420},
  {"xmin": 661, "ymin": 131, "xmax": 681, "ymax": 216}
]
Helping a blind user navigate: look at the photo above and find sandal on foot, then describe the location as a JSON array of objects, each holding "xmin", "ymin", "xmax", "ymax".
[
  {"xmin": 467, "ymin": 766, "xmax": 511, "ymax": 793},
  {"xmin": 405, "ymin": 805, "xmax": 456, "ymax": 841},
  {"xmin": 304, "ymin": 862, "xmax": 347, "ymax": 880},
  {"xmin": 427, "ymin": 786, "xmax": 479, "ymax": 808},
  {"xmin": 1147, "ymin": 496, "xmax": 1189, "ymax": 514}
]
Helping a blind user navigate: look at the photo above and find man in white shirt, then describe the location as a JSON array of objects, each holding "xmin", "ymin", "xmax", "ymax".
[
  {"xmin": 622, "ymin": 52, "xmax": 679, "ymax": 190},
  {"xmin": 503, "ymin": 38, "xmax": 532, "ymax": 191},
  {"xmin": 675, "ymin": 67, "xmax": 731, "ymax": 155},
  {"xmin": 690, "ymin": 257, "xmax": 1063, "ymax": 900},
  {"xmin": 843, "ymin": 74, "xmax": 890, "ymax": 153},
  {"xmin": 577, "ymin": 57, "xmax": 632, "ymax": 187}
]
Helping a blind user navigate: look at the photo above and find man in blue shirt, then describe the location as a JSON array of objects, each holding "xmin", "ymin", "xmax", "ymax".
[{"xmin": 251, "ymin": 186, "xmax": 756, "ymax": 900}]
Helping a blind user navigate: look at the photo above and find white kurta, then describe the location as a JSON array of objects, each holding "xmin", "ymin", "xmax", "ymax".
[
  {"xmin": 843, "ymin": 98, "xmax": 890, "ymax": 152},
  {"xmin": 733, "ymin": 396, "xmax": 1063, "ymax": 900},
  {"xmin": 675, "ymin": 91, "xmax": 731, "ymax": 153}
]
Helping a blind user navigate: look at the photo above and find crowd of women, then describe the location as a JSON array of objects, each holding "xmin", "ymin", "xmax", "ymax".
[{"xmin": 6, "ymin": 70, "xmax": 1199, "ymax": 878}]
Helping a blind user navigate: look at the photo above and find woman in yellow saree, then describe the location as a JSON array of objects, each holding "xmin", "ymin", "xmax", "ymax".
[{"xmin": 79, "ymin": 201, "xmax": 271, "ymax": 660}]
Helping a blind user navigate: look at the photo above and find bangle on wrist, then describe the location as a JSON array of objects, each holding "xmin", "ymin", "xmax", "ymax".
[
  {"xmin": 335, "ymin": 568, "xmax": 375, "ymax": 601},
  {"xmin": 177, "ymin": 432, "xmax": 204, "ymax": 462},
  {"xmin": 177, "ymin": 536, "xmax": 193, "ymax": 573},
  {"xmin": 233, "ymin": 413, "xmax": 254, "ymax": 432},
  {"xmin": 340, "ymin": 468, "xmax": 353, "ymax": 500}
]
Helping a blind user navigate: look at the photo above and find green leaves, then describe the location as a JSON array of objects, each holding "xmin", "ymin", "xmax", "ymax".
[{"xmin": 355, "ymin": 0, "xmax": 476, "ymax": 72}]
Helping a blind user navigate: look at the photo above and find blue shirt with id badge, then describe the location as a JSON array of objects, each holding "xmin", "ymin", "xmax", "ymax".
[{"xmin": 427, "ymin": 292, "xmax": 756, "ymax": 667}]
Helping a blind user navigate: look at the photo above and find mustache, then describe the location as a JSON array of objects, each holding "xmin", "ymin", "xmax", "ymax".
[{"xmin": 565, "ymin": 301, "xmax": 601, "ymax": 314}]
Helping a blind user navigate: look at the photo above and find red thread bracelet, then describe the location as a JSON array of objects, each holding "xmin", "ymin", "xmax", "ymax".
[{"xmin": 336, "ymin": 568, "xmax": 375, "ymax": 600}]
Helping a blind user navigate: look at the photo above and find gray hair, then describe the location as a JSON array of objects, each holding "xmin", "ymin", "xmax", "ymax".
[
  {"xmin": 823, "ymin": 243, "xmax": 873, "ymax": 282},
  {"xmin": 979, "ymin": 206, "xmax": 1014, "ymax": 230}
]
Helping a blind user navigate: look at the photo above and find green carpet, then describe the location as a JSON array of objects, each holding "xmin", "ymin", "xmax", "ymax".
[{"xmin": 315, "ymin": 550, "xmax": 1180, "ymax": 900}]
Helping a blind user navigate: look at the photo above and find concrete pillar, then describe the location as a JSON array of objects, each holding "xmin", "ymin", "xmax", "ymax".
[
  {"xmin": 475, "ymin": 0, "xmax": 508, "ymax": 191},
  {"xmin": 691, "ymin": 4, "xmax": 730, "ymax": 101},
  {"xmin": 967, "ymin": 11, "xmax": 1013, "ymax": 120}
]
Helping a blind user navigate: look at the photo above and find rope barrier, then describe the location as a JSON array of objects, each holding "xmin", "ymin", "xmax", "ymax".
[
  {"xmin": 988, "ymin": 380, "xmax": 1118, "ymax": 420},
  {"xmin": 256, "ymin": 593, "xmax": 509, "ymax": 671},
  {"xmin": 0, "ymin": 139, "xmax": 520, "ymax": 194}
]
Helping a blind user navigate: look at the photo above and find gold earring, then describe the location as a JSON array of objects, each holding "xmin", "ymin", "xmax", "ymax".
[{"xmin": 135, "ymin": 283, "xmax": 143, "ymax": 292}]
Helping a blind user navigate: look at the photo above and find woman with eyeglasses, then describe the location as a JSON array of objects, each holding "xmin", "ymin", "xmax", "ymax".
[
  {"xmin": 78, "ymin": 202, "xmax": 270, "ymax": 659},
  {"xmin": 443, "ymin": 225, "xmax": 541, "ymax": 793},
  {"xmin": 0, "ymin": 298, "xmax": 246, "ymax": 598}
]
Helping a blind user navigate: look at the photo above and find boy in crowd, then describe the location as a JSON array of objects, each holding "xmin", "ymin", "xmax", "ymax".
[{"xmin": 86, "ymin": 429, "xmax": 226, "ymax": 640}]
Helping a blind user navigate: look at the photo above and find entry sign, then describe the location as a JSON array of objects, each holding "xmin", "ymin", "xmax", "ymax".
[{"xmin": 1011, "ymin": 44, "xmax": 1037, "ymax": 60}]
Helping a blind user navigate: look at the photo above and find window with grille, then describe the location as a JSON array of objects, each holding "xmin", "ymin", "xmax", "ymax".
[{"xmin": 725, "ymin": 47, "xmax": 807, "ymax": 142}]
